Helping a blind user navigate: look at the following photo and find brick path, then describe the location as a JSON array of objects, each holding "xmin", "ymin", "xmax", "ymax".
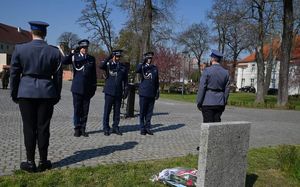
[{"xmin": 0, "ymin": 81, "xmax": 299, "ymax": 176}]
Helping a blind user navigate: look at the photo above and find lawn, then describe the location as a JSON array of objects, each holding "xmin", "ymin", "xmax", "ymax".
[
  {"xmin": 0, "ymin": 145, "xmax": 299, "ymax": 186},
  {"xmin": 160, "ymin": 93, "xmax": 300, "ymax": 110}
]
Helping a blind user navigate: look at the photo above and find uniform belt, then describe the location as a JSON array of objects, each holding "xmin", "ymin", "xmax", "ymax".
[
  {"xmin": 207, "ymin": 87, "xmax": 224, "ymax": 92},
  {"xmin": 22, "ymin": 74, "xmax": 52, "ymax": 79}
]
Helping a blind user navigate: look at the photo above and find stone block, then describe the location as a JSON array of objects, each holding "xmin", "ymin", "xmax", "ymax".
[{"xmin": 197, "ymin": 121, "xmax": 251, "ymax": 187}]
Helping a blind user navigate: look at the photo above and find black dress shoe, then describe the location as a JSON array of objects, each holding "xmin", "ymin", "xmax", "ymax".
[
  {"xmin": 81, "ymin": 128, "xmax": 89, "ymax": 137},
  {"xmin": 146, "ymin": 129, "xmax": 154, "ymax": 135},
  {"xmin": 112, "ymin": 128, "xmax": 123, "ymax": 136},
  {"xmin": 20, "ymin": 161, "xmax": 37, "ymax": 173},
  {"xmin": 104, "ymin": 131, "xmax": 110, "ymax": 136},
  {"xmin": 74, "ymin": 128, "xmax": 81, "ymax": 137},
  {"xmin": 37, "ymin": 160, "xmax": 52, "ymax": 172},
  {"xmin": 140, "ymin": 131, "xmax": 146, "ymax": 135}
]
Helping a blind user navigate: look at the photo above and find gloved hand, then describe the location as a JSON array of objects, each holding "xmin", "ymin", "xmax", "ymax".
[
  {"xmin": 12, "ymin": 97, "xmax": 19, "ymax": 104},
  {"xmin": 74, "ymin": 47, "xmax": 80, "ymax": 54},
  {"xmin": 122, "ymin": 89, "xmax": 128, "ymax": 99},
  {"xmin": 197, "ymin": 103, "xmax": 202, "ymax": 111}
]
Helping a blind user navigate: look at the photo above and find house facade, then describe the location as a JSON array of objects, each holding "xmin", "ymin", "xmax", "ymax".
[
  {"xmin": 236, "ymin": 37, "xmax": 300, "ymax": 95},
  {"xmin": 0, "ymin": 23, "xmax": 32, "ymax": 71}
]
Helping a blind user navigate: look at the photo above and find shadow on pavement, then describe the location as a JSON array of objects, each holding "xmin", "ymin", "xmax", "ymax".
[
  {"xmin": 53, "ymin": 141, "xmax": 138, "ymax": 168},
  {"xmin": 152, "ymin": 123, "xmax": 185, "ymax": 133},
  {"xmin": 87, "ymin": 123, "xmax": 185, "ymax": 135}
]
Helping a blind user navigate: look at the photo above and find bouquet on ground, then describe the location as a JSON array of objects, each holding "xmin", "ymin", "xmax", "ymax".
[{"xmin": 150, "ymin": 167, "xmax": 197, "ymax": 187}]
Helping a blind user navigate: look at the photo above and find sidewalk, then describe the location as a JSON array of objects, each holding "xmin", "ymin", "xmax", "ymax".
[{"xmin": 0, "ymin": 81, "xmax": 299, "ymax": 176}]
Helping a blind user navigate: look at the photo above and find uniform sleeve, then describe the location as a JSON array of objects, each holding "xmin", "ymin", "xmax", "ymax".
[
  {"xmin": 61, "ymin": 54, "xmax": 73, "ymax": 65},
  {"xmin": 123, "ymin": 65, "xmax": 129, "ymax": 98},
  {"xmin": 99, "ymin": 56, "xmax": 111, "ymax": 70},
  {"xmin": 224, "ymin": 71, "xmax": 230, "ymax": 105},
  {"xmin": 136, "ymin": 63, "xmax": 143, "ymax": 73},
  {"xmin": 196, "ymin": 69, "xmax": 208, "ymax": 106},
  {"xmin": 53, "ymin": 51, "xmax": 63, "ymax": 98},
  {"xmin": 10, "ymin": 47, "xmax": 22, "ymax": 99},
  {"xmin": 91, "ymin": 56, "xmax": 97, "ymax": 87}
]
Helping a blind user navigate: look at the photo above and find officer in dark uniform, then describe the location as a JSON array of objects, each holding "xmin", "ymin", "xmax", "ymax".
[
  {"xmin": 100, "ymin": 50, "xmax": 128, "ymax": 136},
  {"xmin": 62, "ymin": 39, "xmax": 97, "ymax": 137},
  {"xmin": 136, "ymin": 52, "xmax": 159, "ymax": 135},
  {"xmin": 10, "ymin": 21, "xmax": 62, "ymax": 172},
  {"xmin": 196, "ymin": 49, "xmax": 230, "ymax": 122},
  {"xmin": 1, "ymin": 67, "xmax": 10, "ymax": 89}
]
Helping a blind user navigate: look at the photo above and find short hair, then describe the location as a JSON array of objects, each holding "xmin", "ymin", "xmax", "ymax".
[
  {"xmin": 212, "ymin": 56, "xmax": 221, "ymax": 63},
  {"xmin": 32, "ymin": 30, "xmax": 46, "ymax": 39}
]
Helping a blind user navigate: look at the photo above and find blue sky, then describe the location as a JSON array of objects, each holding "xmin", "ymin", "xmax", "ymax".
[{"xmin": 1, "ymin": 0, "xmax": 213, "ymax": 46}]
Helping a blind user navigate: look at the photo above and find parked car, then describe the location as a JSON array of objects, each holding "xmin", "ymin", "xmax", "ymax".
[
  {"xmin": 267, "ymin": 88, "xmax": 278, "ymax": 95},
  {"xmin": 239, "ymin": 86, "xmax": 256, "ymax": 93}
]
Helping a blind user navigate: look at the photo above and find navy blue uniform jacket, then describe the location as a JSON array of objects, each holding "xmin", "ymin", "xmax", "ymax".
[
  {"xmin": 10, "ymin": 39, "xmax": 62, "ymax": 99},
  {"xmin": 136, "ymin": 63, "xmax": 159, "ymax": 98},
  {"xmin": 197, "ymin": 64, "xmax": 230, "ymax": 106},
  {"xmin": 62, "ymin": 53, "xmax": 97, "ymax": 98},
  {"xmin": 99, "ymin": 58, "xmax": 128, "ymax": 97}
]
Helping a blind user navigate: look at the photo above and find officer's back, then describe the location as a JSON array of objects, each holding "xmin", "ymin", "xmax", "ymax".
[{"xmin": 10, "ymin": 37, "xmax": 62, "ymax": 98}]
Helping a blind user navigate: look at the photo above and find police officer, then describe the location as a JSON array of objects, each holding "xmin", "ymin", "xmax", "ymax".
[
  {"xmin": 62, "ymin": 39, "xmax": 97, "ymax": 137},
  {"xmin": 196, "ymin": 49, "xmax": 230, "ymax": 122},
  {"xmin": 136, "ymin": 52, "xmax": 159, "ymax": 135},
  {"xmin": 100, "ymin": 50, "xmax": 128, "ymax": 136},
  {"xmin": 10, "ymin": 21, "xmax": 62, "ymax": 172},
  {"xmin": 1, "ymin": 67, "xmax": 10, "ymax": 89}
]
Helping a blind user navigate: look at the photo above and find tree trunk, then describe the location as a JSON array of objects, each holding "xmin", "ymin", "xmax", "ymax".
[
  {"xmin": 278, "ymin": 0, "xmax": 293, "ymax": 106},
  {"xmin": 142, "ymin": 0, "xmax": 153, "ymax": 54},
  {"xmin": 255, "ymin": 2, "xmax": 265, "ymax": 104}
]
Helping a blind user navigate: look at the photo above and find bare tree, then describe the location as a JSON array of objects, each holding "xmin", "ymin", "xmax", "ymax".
[
  {"xmin": 117, "ymin": 0, "xmax": 176, "ymax": 61},
  {"xmin": 278, "ymin": 0, "xmax": 293, "ymax": 106},
  {"xmin": 57, "ymin": 32, "xmax": 80, "ymax": 53},
  {"xmin": 78, "ymin": 0, "xmax": 114, "ymax": 53},
  {"xmin": 177, "ymin": 23, "xmax": 210, "ymax": 72}
]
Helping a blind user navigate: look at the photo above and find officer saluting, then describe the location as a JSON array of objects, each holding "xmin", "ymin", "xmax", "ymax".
[
  {"xmin": 196, "ymin": 49, "xmax": 230, "ymax": 122},
  {"xmin": 10, "ymin": 21, "xmax": 63, "ymax": 172},
  {"xmin": 136, "ymin": 52, "xmax": 159, "ymax": 135},
  {"xmin": 62, "ymin": 39, "xmax": 97, "ymax": 137},
  {"xmin": 100, "ymin": 50, "xmax": 128, "ymax": 136}
]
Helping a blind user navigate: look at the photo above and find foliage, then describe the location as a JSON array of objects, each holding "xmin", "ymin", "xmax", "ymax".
[
  {"xmin": 276, "ymin": 145, "xmax": 300, "ymax": 180},
  {"xmin": 160, "ymin": 92, "xmax": 300, "ymax": 110},
  {"xmin": 153, "ymin": 45, "xmax": 181, "ymax": 90}
]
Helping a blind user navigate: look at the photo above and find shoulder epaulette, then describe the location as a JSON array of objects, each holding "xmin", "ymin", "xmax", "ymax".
[{"xmin": 49, "ymin": 45, "xmax": 58, "ymax": 49}]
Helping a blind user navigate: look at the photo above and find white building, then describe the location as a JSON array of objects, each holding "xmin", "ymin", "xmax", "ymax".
[{"xmin": 236, "ymin": 37, "xmax": 300, "ymax": 95}]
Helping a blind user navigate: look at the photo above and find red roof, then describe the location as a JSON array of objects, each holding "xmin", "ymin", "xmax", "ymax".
[
  {"xmin": 239, "ymin": 36, "xmax": 300, "ymax": 63},
  {"xmin": 0, "ymin": 23, "xmax": 32, "ymax": 44}
]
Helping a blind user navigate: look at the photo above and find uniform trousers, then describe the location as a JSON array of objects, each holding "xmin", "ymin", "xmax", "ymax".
[
  {"xmin": 139, "ymin": 96, "xmax": 155, "ymax": 130},
  {"xmin": 72, "ymin": 93, "xmax": 91, "ymax": 129},
  {"xmin": 18, "ymin": 98, "xmax": 54, "ymax": 161},
  {"xmin": 201, "ymin": 105, "xmax": 225, "ymax": 123},
  {"xmin": 103, "ymin": 94, "xmax": 122, "ymax": 131}
]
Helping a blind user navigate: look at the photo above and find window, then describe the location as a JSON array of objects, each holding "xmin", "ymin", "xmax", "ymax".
[
  {"xmin": 241, "ymin": 78, "xmax": 245, "ymax": 87},
  {"xmin": 250, "ymin": 78, "xmax": 255, "ymax": 86},
  {"xmin": 251, "ymin": 64, "xmax": 255, "ymax": 72}
]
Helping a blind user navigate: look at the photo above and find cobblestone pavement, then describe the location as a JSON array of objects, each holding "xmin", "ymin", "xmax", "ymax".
[{"xmin": 0, "ymin": 81, "xmax": 299, "ymax": 176}]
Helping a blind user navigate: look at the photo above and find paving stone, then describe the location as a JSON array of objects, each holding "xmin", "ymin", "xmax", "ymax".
[{"xmin": 0, "ymin": 81, "xmax": 300, "ymax": 176}]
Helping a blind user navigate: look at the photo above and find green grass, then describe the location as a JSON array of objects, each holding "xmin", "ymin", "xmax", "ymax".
[
  {"xmin": 0, "ymin": 146, "xmax": 299, "ymax": 187},
  {"xmin": 160, "ymin": 93, "xmax": 300, "ymax": 110}
]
